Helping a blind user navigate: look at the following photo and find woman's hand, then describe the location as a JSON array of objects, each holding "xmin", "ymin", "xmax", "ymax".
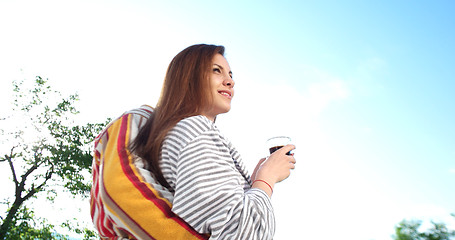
[
  {"xmin": 252, "ymin": 144, "xmax": 296, "ymax": 197},
  {"xmin": 251, "ymin": 157, "xmax": 267, "ymax": 182}
]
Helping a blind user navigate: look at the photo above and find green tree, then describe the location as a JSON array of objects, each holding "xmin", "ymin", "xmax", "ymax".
[
  {"xmin": 2, "ymin": 205, "xmax": 68, "ymax": 240},
  {"xmin": 393, "ymin": 215, "xmax": 455, "ymax": 240},
  {"xmin": 0, "ymin": 77, "xmax": 108, "ymax": 239}
]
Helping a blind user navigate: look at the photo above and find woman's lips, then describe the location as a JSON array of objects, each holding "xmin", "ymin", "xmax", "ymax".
[{"xmin": 218, "ymin": 90, "xmax": 232, "ymax": 99}]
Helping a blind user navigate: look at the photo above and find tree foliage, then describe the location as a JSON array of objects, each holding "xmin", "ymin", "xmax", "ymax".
[
  {"xmin": 0, "ymin": 77, "xmax": 108, "ymax": 239},
  {"xmin": 393, "ymin": 215, "xmax": 455, "ymax": 240},
  {"xmin": 2, "ymin": 205, "xmax": 68, "ymax": 240}
]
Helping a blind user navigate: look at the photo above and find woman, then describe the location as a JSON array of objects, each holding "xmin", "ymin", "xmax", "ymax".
[{"xmin": 90, "ymin": 44, "xmax": 296, "ymax": 239}]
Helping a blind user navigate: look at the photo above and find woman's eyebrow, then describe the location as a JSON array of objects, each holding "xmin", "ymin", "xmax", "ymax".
[{"xmin": 213, "ymin": 63, "xmax": 224, "ymax": 69}]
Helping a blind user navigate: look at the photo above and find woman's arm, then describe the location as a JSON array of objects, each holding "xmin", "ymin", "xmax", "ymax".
[{"xmin": 169, "ymin": 134, "xmax": 275, "ymax": 240}]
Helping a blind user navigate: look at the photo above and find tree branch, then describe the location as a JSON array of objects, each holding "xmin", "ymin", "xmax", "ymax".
[
  {"xmin": 21, "ymin": 145, "xmax": 45, "ymax": 181},
  {"xmin": 5, "ymin": 146, "xmax": 19, "ymax": 188},
  {"xmin": 21, "ymin": 164, "xmax": 54, "ymax": 202},
  {"xmin": 21, "ymin": 162, "xmax": 39, "ymax": 184},
  {"xmin": 16, "ymin": 146, "xmax": 44, "ymax": 200}
]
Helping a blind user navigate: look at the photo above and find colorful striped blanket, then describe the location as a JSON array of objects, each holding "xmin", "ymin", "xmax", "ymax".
[{"xmin": 90, "ymin": 105, "xmax": 208, "ymax": 239}]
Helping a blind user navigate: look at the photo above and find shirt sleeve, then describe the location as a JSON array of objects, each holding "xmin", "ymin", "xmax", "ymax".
[{"xmin": 169, "ymin": 132, "xmax": 276, "ymax": 240}]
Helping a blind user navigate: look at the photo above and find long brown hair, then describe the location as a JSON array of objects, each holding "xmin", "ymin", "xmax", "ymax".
[{"xmin": 130, "ymin": 44, "xmax": 225, "ymax": 189}]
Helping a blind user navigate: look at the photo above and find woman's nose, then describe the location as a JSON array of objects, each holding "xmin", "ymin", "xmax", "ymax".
[{"xmin": 224, "ymin": 77, "xmax": 234, "ymax": 88}]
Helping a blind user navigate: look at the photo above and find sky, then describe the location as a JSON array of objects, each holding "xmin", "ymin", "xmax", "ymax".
[{"xmin": 1, "ymin": 0, "xmax": 454, "ymax": 239}]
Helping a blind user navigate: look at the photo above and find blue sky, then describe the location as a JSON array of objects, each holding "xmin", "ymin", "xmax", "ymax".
[{"xmin": 1, "ymin": 0, "xmax": 454, "ymax": 239}]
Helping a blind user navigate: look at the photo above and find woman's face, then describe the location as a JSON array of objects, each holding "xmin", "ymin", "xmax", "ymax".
[{"xmin": 203, "ymin": 53, "xmax": 234, "ymax": 121}]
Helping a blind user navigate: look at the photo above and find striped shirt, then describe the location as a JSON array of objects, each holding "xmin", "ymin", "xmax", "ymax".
[
  {"xmin": 161, "ymin": 115, "xmax": 275, "ymax": 239},
  {"xmin": 90, "ymin": 106, "xmax": 275, "ymax": 239}
]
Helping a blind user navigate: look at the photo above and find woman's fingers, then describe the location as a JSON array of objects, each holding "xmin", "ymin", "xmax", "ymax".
[{"xmin": 282, "ymin": 144, "xmax": 296, "ymax": 152}]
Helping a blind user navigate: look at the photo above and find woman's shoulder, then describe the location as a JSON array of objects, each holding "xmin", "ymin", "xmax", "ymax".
[
  {"xmin": 175, "ymin": 115, "xmax": 215, "ymax": 134},
  {"xmin": 166, "ymin": 115, "xmax": 218, "ymax": 145}
]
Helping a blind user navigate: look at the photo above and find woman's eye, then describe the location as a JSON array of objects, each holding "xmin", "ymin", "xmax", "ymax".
[{"xmin": 213, "ymin": 68, "xmax": 221, "ymax": 73}]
